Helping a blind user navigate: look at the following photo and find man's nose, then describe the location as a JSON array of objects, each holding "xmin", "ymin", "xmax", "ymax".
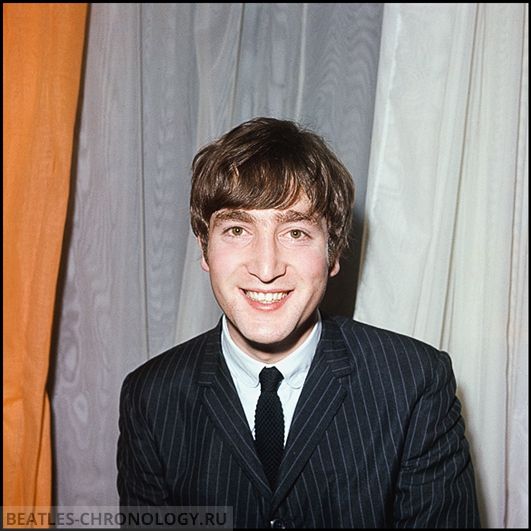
[{"xmin": 247, "ymin": 233, "xmax": 286, "ymax": 283}]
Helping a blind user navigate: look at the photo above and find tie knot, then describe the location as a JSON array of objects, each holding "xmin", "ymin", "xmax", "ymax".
[{"xmin": 259, "ymin": 367, "xmax": 283, "ymax": 393}]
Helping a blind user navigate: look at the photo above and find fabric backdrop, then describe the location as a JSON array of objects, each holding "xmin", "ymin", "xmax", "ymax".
[
  {"xmin": 3, "ymin": 2, "xmax": 88, "ymax": 519},
  {"xmin": 355, "ymin": 4, "xmax": 528, "ymax": 528},
  {"xmin": 45, "ymin": 3, "xmax": 527, "ymax": 529}
]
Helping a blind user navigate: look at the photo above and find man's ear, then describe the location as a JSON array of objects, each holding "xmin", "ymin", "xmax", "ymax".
[
  {"xmin": 328, "ymin": 244, "xmax": 341, "ymax": 277},
  {"xmin": 329, "ymin": 258, "xmax": 340, "ymax": 278},
  {"xmin": 198, "ymin": 236, "xmax": 209, "ymax": 272}
]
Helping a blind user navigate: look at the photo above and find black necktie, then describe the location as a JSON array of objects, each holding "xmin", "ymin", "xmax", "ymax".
[{"xmin": 254, "ymin": 367, "xmax": 284, "ymax": 490}]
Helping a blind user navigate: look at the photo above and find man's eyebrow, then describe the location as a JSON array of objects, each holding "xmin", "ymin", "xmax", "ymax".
[
  {"xmin": 211, "ymin": 208, "xmax": 320, "ymax": 227},
  {"xmin": 274, "ymin": 210, "xmax": 320, "ymax": 225},
  {"xmin": 211, "ymin": 210, "xmax": 256, "ymax": 227}
]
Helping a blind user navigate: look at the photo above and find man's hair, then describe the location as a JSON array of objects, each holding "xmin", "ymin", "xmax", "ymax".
[{"xmin": 190, "ymin": 117, "xmax": 355, "ymax": 264}]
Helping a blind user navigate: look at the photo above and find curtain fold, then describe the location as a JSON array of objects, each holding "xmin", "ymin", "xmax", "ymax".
[
  {"xmin": 354, "ymin": 3, "xmax": 528, "ymax": 528},
  {"xmin": 174, "ymin": 3, "xmax": 246, "ymax": 344},
  {"xmin": 3, "ymin": 2, "xmax": 87, "ymax": 519},
  {"xmin": 505, "ymin": 6, "xmax": 528, "ymax": 528}
]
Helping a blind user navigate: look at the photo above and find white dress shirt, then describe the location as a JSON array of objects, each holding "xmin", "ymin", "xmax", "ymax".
[{"xmin": 221, "ymin": 313, "xmax": 321, "ymax": 446}]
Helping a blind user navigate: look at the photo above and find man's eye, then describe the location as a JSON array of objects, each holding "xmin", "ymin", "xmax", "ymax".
[
  {"xmin": 290, "ymin": 230, "xmax": 303, "ymax": 239},
  {"xmin": 229, "ymin": 227, "xmax": 244, "ymax": 236}
]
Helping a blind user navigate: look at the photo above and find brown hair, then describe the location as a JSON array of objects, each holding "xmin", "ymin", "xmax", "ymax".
[{"xmin": 190, "ymin": 117, "xmax": 354, "ymax": 264}]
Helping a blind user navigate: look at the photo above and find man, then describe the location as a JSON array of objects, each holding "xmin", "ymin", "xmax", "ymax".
[{"xmin": 117, "ymin": 117, "xmax": 480, "ymax": 528}]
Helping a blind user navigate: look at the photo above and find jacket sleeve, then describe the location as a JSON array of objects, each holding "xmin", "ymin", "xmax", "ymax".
[
  {"xmin": 393, "ymin": 351, "xmax": 481, "ymax": 528},
  {"xmin": 117, "ymin": 371, "xmax": 171, "ymax": 507}
]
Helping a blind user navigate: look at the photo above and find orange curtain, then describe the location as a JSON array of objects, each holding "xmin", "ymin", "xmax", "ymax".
[{"xmin": 3, "ymin": 2, "xmax": 87, "ymax": 522}]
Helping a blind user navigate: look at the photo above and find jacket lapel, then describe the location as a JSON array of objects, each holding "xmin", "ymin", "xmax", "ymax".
[
  {"xmin": 198, "ymin": 322, "xmax": 272, "ymax": 499},
  {"xmin": 272, "ymin": 316, "xmax": 352, "ymax": 509},
  {"xmin": 197, "ymin": 316, "xmax": 352, "ymax": 506}
]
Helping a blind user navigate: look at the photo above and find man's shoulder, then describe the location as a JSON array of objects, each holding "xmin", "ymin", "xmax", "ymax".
[
  {"xmin": 329, "ymin": 314, "xmax": 440, "ymax": 351},
  {"xmin": 121, "ymin": 323, "xmax": 221, "ymax": 393},
  {"xmin": 325, "ymin": 314, "xmax": 452, "ymax": 380}
]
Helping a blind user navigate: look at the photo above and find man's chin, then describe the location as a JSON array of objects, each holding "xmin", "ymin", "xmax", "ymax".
[
  {"xmin": 238, "ymin": 320, "xmax": 316, "ymax": 358},
  {"xmin": 245, "ymin": 335, "xmax": 295, "ymax": 355}
]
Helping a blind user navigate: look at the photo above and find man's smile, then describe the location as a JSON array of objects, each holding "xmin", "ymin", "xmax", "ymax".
[{"xmin": 243, "ymin": 290, "xmax": 291, "ymax": 303}]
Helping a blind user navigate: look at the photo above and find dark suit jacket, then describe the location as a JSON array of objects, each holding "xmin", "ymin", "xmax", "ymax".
[{"xmin": 117, "ymin": 315, "xmax": 480, "ymax": 528}]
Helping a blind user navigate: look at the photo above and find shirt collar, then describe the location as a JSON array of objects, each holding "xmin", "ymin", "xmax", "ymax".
[{"xmin": 221, "ymin": 313, "xmax": 322, "ymax": 390}]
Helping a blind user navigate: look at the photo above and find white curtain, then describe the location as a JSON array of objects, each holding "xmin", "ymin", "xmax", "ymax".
[
  {"xmin": 50, "ymin": 0, "xmax": 382, "ymax": 513},
  {"xmin": 50, "ymin": 3, "xmax": 527, "ymax": 528},
  {"xmin": 355, "ymin": 4, "xmax": 528, "ymax": 529}
]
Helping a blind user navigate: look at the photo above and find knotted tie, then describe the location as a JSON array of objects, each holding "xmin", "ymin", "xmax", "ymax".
[{"xmin": 254, "ymin": 367, "xmax": 284, "ymax": 490}]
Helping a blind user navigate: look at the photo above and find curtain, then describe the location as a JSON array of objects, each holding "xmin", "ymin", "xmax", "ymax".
[
  {"xmin": 354, "ymin": 4, "xmax": 528, "ymax": 529},
  {"xmin": 3, "ymin": 1, "xmax": 88, "ymax": 521},
  {"xmin": 49, "ymin": 3, "xmax": 383, "ymax": 510},
  {"xmin": 46, "ymin": 3, "xmax": 528, "ymax": 528}
]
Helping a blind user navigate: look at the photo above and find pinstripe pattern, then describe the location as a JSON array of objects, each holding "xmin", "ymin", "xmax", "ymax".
[{"xmin": 117, "ymin": 315, "xmax": 480, "ymax": 528}]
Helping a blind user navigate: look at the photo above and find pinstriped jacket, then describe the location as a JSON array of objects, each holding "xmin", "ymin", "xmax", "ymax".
[{"xmin": 117, "ymin": 315, "xmax": 480, "ymax": 528}]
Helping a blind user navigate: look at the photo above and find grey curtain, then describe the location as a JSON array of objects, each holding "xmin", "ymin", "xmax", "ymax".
[{"xmin": 50, "ymin": 2, "xmax": 382, "ymax": 510}]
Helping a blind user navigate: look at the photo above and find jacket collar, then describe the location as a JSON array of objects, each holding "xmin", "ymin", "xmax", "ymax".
[{"xmin": 198, "ymin": 315, "xmax": 352, "ymax": 503}]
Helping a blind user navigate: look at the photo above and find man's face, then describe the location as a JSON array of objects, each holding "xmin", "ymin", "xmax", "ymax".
[{"xmin": 200, "ymin": 196, "xmax": 340, "ymax": 363}]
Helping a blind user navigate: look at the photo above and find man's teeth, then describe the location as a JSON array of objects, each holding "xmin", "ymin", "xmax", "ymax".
[{"xmin": 245, "ymin": 291, "xmax": 289, "ymax": 303}]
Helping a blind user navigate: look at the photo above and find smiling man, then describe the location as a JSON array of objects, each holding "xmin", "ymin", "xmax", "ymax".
[{"xmin": 117, "ymin": 117, "xmax": 480, "ymax": 528}]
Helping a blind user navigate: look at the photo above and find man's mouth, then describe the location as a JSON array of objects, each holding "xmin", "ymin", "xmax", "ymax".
[{"xmin": 243, "ymin": 290, "xmax": 290, "ymax": 303}]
